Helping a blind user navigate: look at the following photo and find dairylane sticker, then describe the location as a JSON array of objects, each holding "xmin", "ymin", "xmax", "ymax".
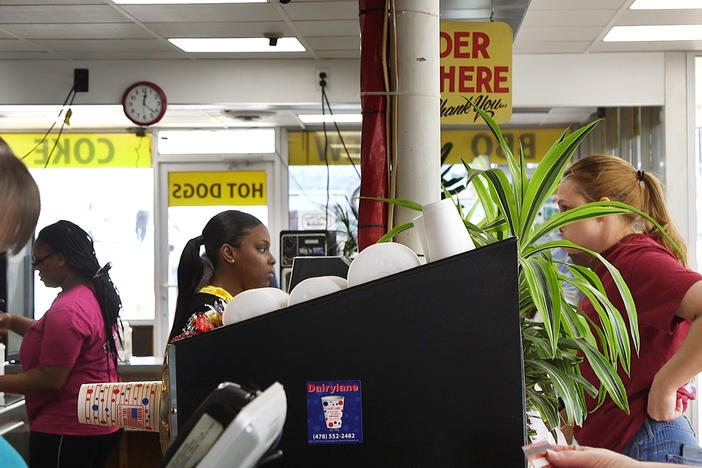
[{"xmin": 307, "ymin": 380, "xmax": 363, "ymax": 445}]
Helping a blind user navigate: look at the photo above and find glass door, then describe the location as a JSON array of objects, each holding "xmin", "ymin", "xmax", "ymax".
[{"xmin": 155, "ymin": 159, "xmax": 281, "ymax": 355}]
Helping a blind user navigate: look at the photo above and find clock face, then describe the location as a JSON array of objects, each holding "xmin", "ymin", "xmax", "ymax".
[{"xmin": 122, "ymin": 82, "xmax": 167, "ymax": 126}]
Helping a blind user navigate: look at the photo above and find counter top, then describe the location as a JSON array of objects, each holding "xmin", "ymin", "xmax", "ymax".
[{"xmin": 5, "ymin": 356, "xmax": 164, "ymax": 381}]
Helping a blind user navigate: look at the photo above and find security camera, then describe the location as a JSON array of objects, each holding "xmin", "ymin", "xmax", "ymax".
[{"xmin": 280, "ymin": 0, "xmax": 291, "ymax": 4}]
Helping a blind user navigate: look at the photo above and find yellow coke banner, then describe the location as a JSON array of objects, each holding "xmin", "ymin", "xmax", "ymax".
[
  {"xmin": 2, "ymin": 133, "xmax": 152, "ymax": 168},
  {"xmin": 168, "ymin": 171, "xmax": 267, "ymax": 207},
  {"xmin": 440, "ymin": 21, "xmax": 512, "ymax": 124}
]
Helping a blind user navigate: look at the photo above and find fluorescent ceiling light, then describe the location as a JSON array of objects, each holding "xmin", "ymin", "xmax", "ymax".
[
  {"xmin": 169, "ymin": 38, "xmax": 304, "ymax": 52},
  {"xmin": 298, "ymin": 114, "xmax": 362, "ymax": 123},
  {"xmin": 630, "ymin": 0, "xmax": 702, "ymax": 9},
  {"xmin": 604, "ymin": 25, "xmax": 702, "ymax": 42},
  {"xmin": 114, "ymin": 0, "xmax": 264, "ymax": 4}
]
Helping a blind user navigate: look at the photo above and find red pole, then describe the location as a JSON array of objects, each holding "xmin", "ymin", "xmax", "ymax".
[{"xmin": 358, "ymin": 0, "xmax": 388, "ymax": 251}]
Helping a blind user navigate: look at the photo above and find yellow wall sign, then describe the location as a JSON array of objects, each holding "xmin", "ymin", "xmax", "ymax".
[
  {"xmin": 168, "ymin": 171, "xmax": 267, "ymax": 207},
  {"xmin": 442, "ymin": 128, "xmax": 567, "ymax": 165},
  {"xmin": 288, "ymin": 131, "xmax": 361, "ymax": 166},
  {"xmin": 2, "ymin": 133, "xmax": 152, "ymax": 168},
  {"xmin": 440, "ymin": 21, "xmax": 512, "ymax": 125}
]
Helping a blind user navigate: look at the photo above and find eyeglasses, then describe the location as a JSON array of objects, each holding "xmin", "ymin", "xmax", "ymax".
[{"xmin": 31, "ymin": 251, "xmax": 57, "ymax": 269}]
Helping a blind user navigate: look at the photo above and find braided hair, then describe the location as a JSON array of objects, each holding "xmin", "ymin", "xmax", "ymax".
[{"xmin": 36, "ymin": 220, "xmax": 123, "ymax": 368}]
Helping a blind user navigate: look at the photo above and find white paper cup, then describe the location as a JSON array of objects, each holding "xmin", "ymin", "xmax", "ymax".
[
  {"xmin": 223, "ymin": 287, "xmax": 286, "ymax": 326},
  {"xmin": 422, "ymin": 198, "xmax": 474, "ymax": 261},
  {"xmin": 287, "ymin": 276, "xmax": 345, "ymax": 306},
  {"xmin": 346, "ymin": 242, "xmax": 421, "ymax": 287},
  {"xmin": 412, "ymin": 214, "xmax": 430, "ymax": 262},
  {"xmin": 321, "ymin": 395, "xmax": 345, "ymax": 429},
  {"xmin": 78, "ymin": 381, "xmax": 161, "ymax": 431}
]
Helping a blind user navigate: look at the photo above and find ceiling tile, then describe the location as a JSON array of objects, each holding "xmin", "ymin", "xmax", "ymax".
[
  {"xmin": 316, "ymin": 49, "xmax": 360, "ymax": 58},
  {"xmin": 521, "ymin": 10, "xmax": 616, "ymax": 27},
  {"xmin": 1, "ymin": 23, "xmax": 153, "ymax": 39},
  {"xmin": 51, "ymin": 50, "xmax": 188, "ymax": 60},
  {"xmin": 296, "ymin": 20, "xmax": 359, "ymax": 36},
  {"xmin": 305, "ymin": 35, "xmax": 359, "ymax": 51},
  {"xmin": 513, "ymin": 40, "xmax": 590, "ymax": 54},
  {"xmin": 528, "ymin": 0, "xmax": 627, "ymax": 9},
  {"xmin": 0, "ymin": 51, "xmax": 56, "ymax": 59},
  {"xmin": 618, "ymin": 10, "xmax": 702, "ymax": 26},
  {"xmin": 589, "ymin": 40, "xmax": 702, "ymax": 53},
  {"xmin": 31, "ymin": 38, "xmax": 175, "ymax": 52},
  {"xmin": 283, "ymin": 1, "xmax": 357, "ymax": 21},
  {"xmin": 516, "ymin": 26, "xmax": 601, "ymax": 42},
  {"xmin": 0, "ymin": 5, "xmax": 128, "ymax": 23},
  {"xmin": 0, "ymin": 38, "xmax": 45, "ymax": 51},
  {"xmin": 120, "ymin": 4, "xmax": 279, "ymax": 23},
  {"xmin": 146, "ymin": 21, "xmax": 291, "ymax": 37}
]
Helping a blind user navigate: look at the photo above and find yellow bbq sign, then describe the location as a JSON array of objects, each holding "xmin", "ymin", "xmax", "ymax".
[
  {"xmin": 168, "ymin": 171, "xmax": 267, "ymax": 207},
  {"xmin": 440, "ymin": 21, "xmax": 512, "ymax": 124}
]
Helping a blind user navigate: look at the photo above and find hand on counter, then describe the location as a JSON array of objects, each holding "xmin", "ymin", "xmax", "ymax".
[{"xmin": 545, "ymin": 445, "xmax": 690, "ymax": 468}]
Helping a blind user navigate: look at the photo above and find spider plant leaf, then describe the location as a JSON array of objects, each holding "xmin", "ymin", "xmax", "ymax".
[
  {"xmin": 526, "ymin": 388, "xmax": 560, "ymax": 431},
  {"xmin": 520, "ymin": 257, "xmax": 561, "ymax": 356},
  {"xmin": 464, "ymin": 98, "xmax": 524, "ymax": 210},
  {"xmin": 573, "ymin": 338, "xmax": 629, "ymax": 413},
  {"xmin": 526, "ymin": 359, "xmax": 584, "ymax": 426},
  {"xmin": 362, "ymin": 196, "xmax": 422, "ymax": 212},
  {"xmin": 482, "ymin": 168, "xmax": 518, "ymax": 236},
  {"xmin": 527, "ymin": 239, "xmax": 639, "ymax": 356},
  {"xmin": 377, "ymin": 222, "xmax": 414, "ymax": 243},
  {"xmin": 519, "ymin": 119, "xmax": 601, "ymax": 238}
]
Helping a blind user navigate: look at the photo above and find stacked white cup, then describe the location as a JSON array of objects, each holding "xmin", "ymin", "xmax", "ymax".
[{"xmin": 421, "ymin": 198, "xmax": 474, "ymax": 261}]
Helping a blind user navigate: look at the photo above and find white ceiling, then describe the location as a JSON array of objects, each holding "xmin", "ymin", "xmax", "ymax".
[{"xmin": 1, "ymin": 0, "xmax": 701, "ymax": 129}]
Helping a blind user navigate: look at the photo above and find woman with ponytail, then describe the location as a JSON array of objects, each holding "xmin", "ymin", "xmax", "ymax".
[
  {"xmin": 557, "ymin": 155, "xmax": 702, "ymax": 463},
  {"xmin": 0, "ymin": 220, "xmax": 123, "ymax": 467},
  {"xmin": 160, "ymin": 210, "xmax": 276, "ymax": 450}
]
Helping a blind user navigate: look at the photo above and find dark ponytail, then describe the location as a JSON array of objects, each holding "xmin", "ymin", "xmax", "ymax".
[
  {"xmin": 170, "ymin": 235, "xmax": 205, "ymax": 341},
  {"xmin": 169, "ymin": 210, "xmax": 262, "ymax": 342},
  {"xmin": 36, "ymin": 220, "xmax": 123, "ymax": 369}
]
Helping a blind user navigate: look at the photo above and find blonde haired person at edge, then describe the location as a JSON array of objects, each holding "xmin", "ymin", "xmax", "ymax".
[
  {"xmin": 557, "ymin": 155, "xmax": 702, "ymax": 464},
  {"xmin": 0, "ymin": 137, "xmax": 39, "ymax": 468},
  {"xmin": 159, "ymin": 210, "xmax": 276, "ymax": 452}
]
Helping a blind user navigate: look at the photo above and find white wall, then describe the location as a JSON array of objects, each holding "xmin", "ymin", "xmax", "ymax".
[
  {"xmin": 513, "ymin": 53, "xmax": 665, "ymax": 107},
  {"xmin": 0, "ymin": 59, "xmax": 360, "ymax": 106}
]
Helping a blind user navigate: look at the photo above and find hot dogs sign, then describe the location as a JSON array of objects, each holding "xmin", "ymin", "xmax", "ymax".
[{"xmin": 440, "ymin": 21, "xmax": 513, "ymax": 124}]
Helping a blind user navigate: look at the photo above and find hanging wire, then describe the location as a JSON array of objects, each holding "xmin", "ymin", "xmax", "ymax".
[
  {"xmin": 21, "ymin": 85, "xmax": 76, "ymax": 161},
  {"xmin": 320, "ymin": 88, "xmax": 361, "ymax": 179},
  {"xmin": 320, "ymin": 76, "xmax": 331, "ymax": 231},
  {"xmin": 43, "ymin": 88, "xmax": 77, "ymax": 168}
]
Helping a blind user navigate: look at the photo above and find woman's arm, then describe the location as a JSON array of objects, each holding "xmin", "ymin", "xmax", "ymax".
[
  {"xmin": 0, "ymin": 313, "xmax": 35, "ymax": 336},
  {"xmin": 0, "ymin": 365, "xmax": 71, "ymax": 393},
  {"xmin": 648, "ymin": 279, "xmax": 702, "ymax": 421}
]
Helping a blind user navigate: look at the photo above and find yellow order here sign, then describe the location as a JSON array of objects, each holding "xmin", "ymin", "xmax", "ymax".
[
  {"xmin": 2, "ymin": 133, "xmax": 152, "ymax": 168},
  {"xmin": 168, "ymin": 171, "xmax": 267, "ymax": 207},
  {"xmin": 440, "ymin": 21, "xmax": 512, "ymax": 124}
]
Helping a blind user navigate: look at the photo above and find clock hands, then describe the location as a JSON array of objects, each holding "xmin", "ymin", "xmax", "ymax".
[{"xmin": 142, "ymin": 89, "xmax": 157, "ymax": 113}]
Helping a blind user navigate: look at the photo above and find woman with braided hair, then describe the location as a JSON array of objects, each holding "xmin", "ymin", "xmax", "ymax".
[{"xmin": 0, "ymin": 220, "xmax": 123, "ymax": 467}]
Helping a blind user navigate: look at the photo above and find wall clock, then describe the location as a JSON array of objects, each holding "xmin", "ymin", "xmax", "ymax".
[{"xmin": 122, "ymin": 81, "xmax": 167, "ymax": 126}]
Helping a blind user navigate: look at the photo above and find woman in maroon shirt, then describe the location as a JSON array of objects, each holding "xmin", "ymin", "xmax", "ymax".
[{"xmin": 557, "ymin": 155, "xmax": 702, "ymax": 464}]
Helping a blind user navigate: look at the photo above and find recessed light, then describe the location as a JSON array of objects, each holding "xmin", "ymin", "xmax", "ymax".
[
  {"xmin": 169, "ymin": 37, "xmax": 304, "ymax": 52},
  {"xmin": 114, "ymin": 0, "xmax": 265, "ymax": 4},
  {"xmin": 604, "ymin": 25, "xmax": 702, "ymax": 42},
  {"xmin": 298, "ymin": 114, "xmax": 362, "ymax": 123},
  {"xmin": 630, "ymin": 0, "xmax": 702, "ymax": 9}
]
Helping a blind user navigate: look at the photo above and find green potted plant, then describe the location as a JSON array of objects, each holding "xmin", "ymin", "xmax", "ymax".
[{"xmin": 376, "ymin": 105, "xmax": 677, "ymax": 435}]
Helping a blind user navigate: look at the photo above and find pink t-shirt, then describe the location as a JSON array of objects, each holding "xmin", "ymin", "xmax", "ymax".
[{"xmin": 20, "ymin": 284, "xmax": 120, "ymax": 435}]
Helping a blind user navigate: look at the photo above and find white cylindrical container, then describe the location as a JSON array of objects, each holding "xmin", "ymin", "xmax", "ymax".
[
  {"xmin": 118, "ymin": 321, "xmax": 132, "ymax": 363},
  {"xmin": 422, "ymin": 198, "xmax": 474, "ymax": 262},
  {"xmin": 412, "ymin": 214, "xmax": 430, "ymax": 263}
]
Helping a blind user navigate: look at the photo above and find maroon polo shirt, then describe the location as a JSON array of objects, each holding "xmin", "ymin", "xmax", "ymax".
[{"xmin": 573, "ymin": 234, "xmax": 701, "ymax": 451}]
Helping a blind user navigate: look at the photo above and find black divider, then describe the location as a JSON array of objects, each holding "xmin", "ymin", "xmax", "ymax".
[{"xmin": 171, "ymin": 238, "xmax": 526, "ymax": 467}]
